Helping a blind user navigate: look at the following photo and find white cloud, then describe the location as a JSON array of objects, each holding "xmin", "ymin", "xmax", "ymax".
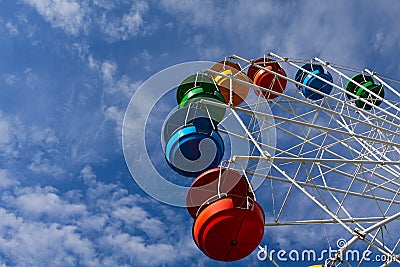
[
  {"xmin": 28, "ymin": 152, "xmax": 65, "ymax": 177},
  {"xmin": 159, "ymin": 0, "xmax": 400, "ymax": 69},
  {"xmin": 0, "ymin": 165, "xmax": 198, "ymax": 266},
  {"xmin": 160, "ymin": 0, "xmax": 221, "ymax": 29},
  {"xmin": 79, "ymin": 164, "xmax": 96, "ymax": 186},
  {"xmin": 0, "ymin": 58, "xmax": 132, "ymax": 166},
  {"xmin": 89, "ymin": 57, "xmax": 138, "ymax": 97},
  {"xmin": 0, "ymin": 209, "xmax": 99, "ymax": 266},
  {"xmin": 0, "ymin": 115, "xmax": 10, "ymax": 145},
  {"xmin": 4, "ymin": 186, "xmax": 87, "ymax": 221},
  {"xmin": 92, "ymin": 0, "xmax": 115, "ymax": 11},
  {"xmin": 101, "ymin": 60, "xmax": 117, "ymax": 84},
  {"xmin": 24, "ymin": 67, "xmax": 38, "ymax": 85},
  {"xmin": 113, "ymin": 75, "xmax": 141, "ymax": 98},
  {"xmin": 104, "ymin": 105, "xmax": 124, "ymax": 137},
  {"xmin": 88, "ymin": 54, "xmax": 99, "ymax": 70},
  {"xmin": 4, "ymin": 74, "xmax": 19, "ymax": 85},
  {"xmin": 111, "ymin": 204, "xmax": 166, "ymax": 239},
  {"xmin": 0, "ymin": 169, "xmax": 19, "ymax": 189},
  {"xmin": 0, "ymin": 114, "xmax": 68, "ymax": 176},
  {"xmin": 189, "ymin": 33, "xmax": 224, "ymax": 60},
  {"xmin": 99, "ymin": 1, "xmax": 149, "ymax": 41},
  {"xmin": 133, "ymin": 49, "xmax": 154, "ymax": 71},
  {"xmin": 0, "ymin": 113, "xmax": 18, "ymax": 159},
  {"xmin": 100, "ymin": 233, "xmax": 177, "ymax": 266},
  {"xmin": 5, "ymin": 22, "xmax": 18, "ymax": 36},
  {"xmin": 71, "ymin": 42, "xmax": 90, "ymax": 61},
  {"xmin": 23, "ymin": 0, "xmax": 153, "ymax": 41},
  {"xmin": 78, "ymin": 55, "xmax": 142, "ymax": 145},
  {"xmin": 29, "ymin": 126, "xmax": 59, "ymax": 147},
  {"xmin": 23, "ymin": 0, "xmax": 87, "ymax": 35}
]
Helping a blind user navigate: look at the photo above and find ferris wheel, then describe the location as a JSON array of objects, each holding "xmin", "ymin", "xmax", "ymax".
[{"xmin": 123, "ymin": 52, "xmax": 400, "ymax": 266}]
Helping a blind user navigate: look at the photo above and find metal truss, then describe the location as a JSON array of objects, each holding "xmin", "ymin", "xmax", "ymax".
[{"xmin": 199, "ymin": 53, "xmax": 400, "ymax": 266}]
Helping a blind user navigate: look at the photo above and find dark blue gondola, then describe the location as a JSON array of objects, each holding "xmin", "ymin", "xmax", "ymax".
[
  {"xmin": 164, "ymin": 108, "xmax": 224, "ymax": 177},
  {"xmin": 295, "ymin": 63, "xmax": 333, "ymax": 100}
]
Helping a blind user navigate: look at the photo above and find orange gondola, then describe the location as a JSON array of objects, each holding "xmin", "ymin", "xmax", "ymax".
[{"xmin": 209, "ymin": 61, "xmax": 251, "ymax": 106}]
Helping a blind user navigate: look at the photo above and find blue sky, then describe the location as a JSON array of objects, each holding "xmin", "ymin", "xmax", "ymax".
[{"xmin": 0, "ymin": 1, "xmax": 399, "ymax": 266}]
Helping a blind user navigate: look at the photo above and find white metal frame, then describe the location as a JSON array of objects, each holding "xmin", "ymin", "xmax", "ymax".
[{"xmin": 199, "ymin": 53, "xmax": 400, "ymax": 266}]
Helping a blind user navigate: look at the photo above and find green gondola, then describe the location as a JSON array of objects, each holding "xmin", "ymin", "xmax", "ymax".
[{"xmin": 346, "ymin": 73, "xmax": 384, "ymax": 110}]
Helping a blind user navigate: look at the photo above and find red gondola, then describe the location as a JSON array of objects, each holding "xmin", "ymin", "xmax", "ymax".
[
  {"xmin": 247, "ymin": 58, "xmax": 287, "ymax": 99},
  {"xmin": 193, "ymin": 197, "xmax": 265, "ymax": 261},
  {"xmin": 187, "ymin": 168, "xmax": 265, "ymax": 261}
]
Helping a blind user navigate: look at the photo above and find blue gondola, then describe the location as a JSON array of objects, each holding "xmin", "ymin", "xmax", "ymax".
[
  {"xmin": 295, "ymin": 63, "xmax": 333, "ymax": 100},
  {"xmin": 164, "ymin": 107, "xmax": 224, "ymax": 177}
]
